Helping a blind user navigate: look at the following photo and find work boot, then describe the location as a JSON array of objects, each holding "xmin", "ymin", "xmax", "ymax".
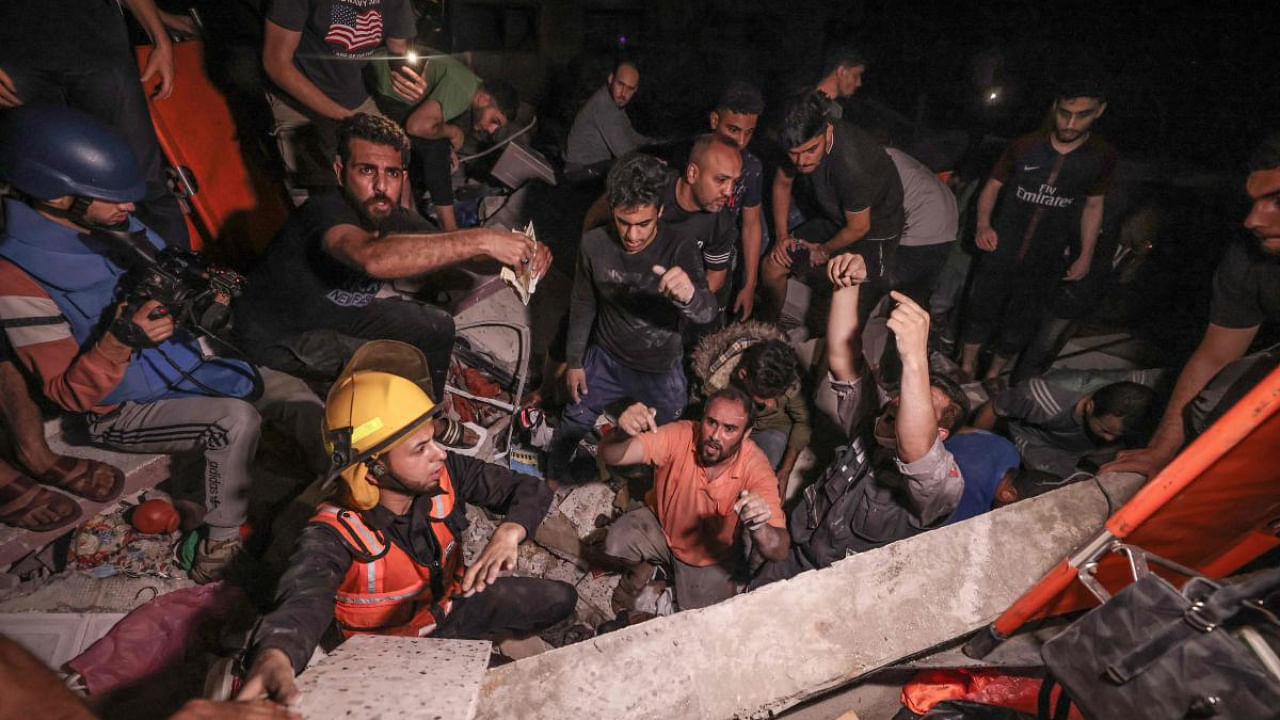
[{"xmin": 191, "ymin": 536, "xmax": 245, "ymax": 584}]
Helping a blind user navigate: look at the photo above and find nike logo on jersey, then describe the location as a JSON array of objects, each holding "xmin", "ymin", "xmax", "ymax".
[{"xmin": 1023, "ymin": 165, "xmax": 1040, "ymax": 171}]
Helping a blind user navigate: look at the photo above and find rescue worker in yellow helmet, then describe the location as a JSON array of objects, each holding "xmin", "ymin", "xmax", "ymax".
[{"xmin": 237, "ymin": 342, "xmax": 575, "ymax": 705}]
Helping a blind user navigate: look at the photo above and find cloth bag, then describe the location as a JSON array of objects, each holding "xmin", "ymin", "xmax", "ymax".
[{"xmin": 1039, "ymin": 566, "xmax": 1280, "ymax": 720}]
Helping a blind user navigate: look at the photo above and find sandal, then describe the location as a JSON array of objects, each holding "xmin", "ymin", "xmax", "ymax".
[
  {"xmin": 0, "ymin": 468, "xmax": 83, "ymax": 532},
  {"xmin": 38, "ymin": 456, "xmax": 126, "ymax": 504}
]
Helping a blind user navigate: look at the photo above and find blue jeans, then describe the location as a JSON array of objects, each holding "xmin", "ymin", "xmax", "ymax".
[
  {"xmin": 751, "ymin": 429, "xmax": 788, "ymax": 470},
  {"xmin": 548, "ymin": 345, "xmax": 687, "ymax": 481}
]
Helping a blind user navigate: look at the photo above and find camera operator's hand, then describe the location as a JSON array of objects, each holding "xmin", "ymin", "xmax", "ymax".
[{"xmin": 110, "ymin": 300, "xmax": 176, "ymax": 348}]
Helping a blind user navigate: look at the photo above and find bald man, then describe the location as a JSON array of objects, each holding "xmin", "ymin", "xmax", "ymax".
[
  {"xmin": 565, "ymin": 60, "xmax": 657, "ymax": 178},
  {"xmin": 583, "ymin": 135, "xmax": 743, "ymax": 297}
]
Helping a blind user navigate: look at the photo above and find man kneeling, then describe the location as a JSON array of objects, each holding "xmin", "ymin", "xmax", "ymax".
[
  {"xmin": 600, "ymin": 387, "xmax": 789, "ymax": 614},
  {"xmin": 238, "ymin": 343, "xmax": 574, "ymax": 704}
]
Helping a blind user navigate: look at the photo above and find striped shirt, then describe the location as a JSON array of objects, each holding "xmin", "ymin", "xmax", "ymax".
[{"xmin": 0, "ymin": 259, "xmax": 131, "ymax": 414}]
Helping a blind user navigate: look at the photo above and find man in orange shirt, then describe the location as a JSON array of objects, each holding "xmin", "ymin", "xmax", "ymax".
[{"xmin": 599, "ymin": 386, "xmax": 790, "ymax": 612}]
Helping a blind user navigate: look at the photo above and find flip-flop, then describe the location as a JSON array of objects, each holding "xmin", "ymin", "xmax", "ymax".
[
  {"xmin": 38, "ymin": 456, "xmax": 126, "ymax": 504},
  {"xmin": 0, "ymin": 469, "xmax": 83, "ymax": 532}
]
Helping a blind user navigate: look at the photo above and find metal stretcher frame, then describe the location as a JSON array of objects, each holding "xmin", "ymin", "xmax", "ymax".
[
  {"xmin": 966, "ymin": 364, "xmax": 1280, "ymax": 658},
  {"xmin": 445, "ymin": 319, "xmax": 530, "ymax": 460}
]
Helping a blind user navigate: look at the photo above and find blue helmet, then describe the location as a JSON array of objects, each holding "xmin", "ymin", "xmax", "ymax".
[{"xmin": 0, "ymin": 106, "xmax": 146, "ymax": 203}]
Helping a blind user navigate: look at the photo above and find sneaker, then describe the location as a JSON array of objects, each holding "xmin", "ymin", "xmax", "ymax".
[{"xmin": 190, "ymin": 536, "xmax": 245, "ymax": 584}]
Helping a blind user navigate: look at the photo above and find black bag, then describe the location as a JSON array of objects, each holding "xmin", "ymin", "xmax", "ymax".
[{"xmin": 1039, "ymin": 566, "xmax": 1280, "ymax": 720}]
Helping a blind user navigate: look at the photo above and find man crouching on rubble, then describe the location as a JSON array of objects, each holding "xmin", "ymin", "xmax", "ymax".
[
  {"xmin": 752, "ymin": 254, "xmax": 972, "ymax": 586},
  {"xmin": 237, "ymin": 342, "xmax": 575, "ymax": 705},
  {"xmin": 599, "ymin": 387, "xmax": 790, "ymax": 615}
]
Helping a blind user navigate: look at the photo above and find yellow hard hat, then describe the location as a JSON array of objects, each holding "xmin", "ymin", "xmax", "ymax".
[{"xmin": 324, "ymin": 342, "xmax": 440, "ymax": 510}]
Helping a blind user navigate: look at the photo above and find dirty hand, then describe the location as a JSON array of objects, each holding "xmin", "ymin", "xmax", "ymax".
[
  {"xmin": 732, "ymin": 489, "xmax": 772, "ymax": 530},
  {"xmin": 617, "ymin": 402, "xmax": 658, "ymax": 436},
  {"xmin": 463, "ymin": 522, "xmax": 524, "ymax": 595},
  {"xmin": 170, "ymin": 698, "xmax": 300, "ymax": 720},
  {"xmin": 140, "ymin": 41, "xmax": 176, "ymax": 100},
  {"xmin": 1063, "ymin": 255, "xmax": 1091, "ymax": 282},
  {"xmin": 826, "ymin": 253, "xmax": 868, "ymax": 288},
  {"xmin": 802, "ymin": 241, "xmax": 829, "ymax": 267},
  {"xmin": 391, "ymin": 64, "xmax": 428, "ymax": 104},
  {"xmin": 565, "ymin": 368, "xmax": 588, "ymax": 404},
  {"xmin": 768, "ymin": 236, "xmax": 795, "ymax": 270},
  {"xmin": 234, "ymin": 648, "xmax": 299, "ymax": 707},
  {"xmin": 484, "ymin": 230, "xmax": 537, "ymax": 268},
  {"xmin": 530, "ymin": 241, "xmax": 553, "ymax": 281},
  {"xmin": 0, "ymin": 67, "xmax": 22, "ymax": 107},
  {"xmin": 1101, "ymin": 444, "xmax": 1177, "ymax": 479},
  {"xmin": 975, "ymin": 225, "xmax": 998, "ymax": 252},
  {"xmin": 652, "ymin": 265, "xmax": 695, "ymax": 305},
  {"xmin": 885, "ymin": 291, "xmax": 930, "ymax": 364},
  {"xmin": 733, "ymin": 284, "xmax": 756, "ymax": 320}
]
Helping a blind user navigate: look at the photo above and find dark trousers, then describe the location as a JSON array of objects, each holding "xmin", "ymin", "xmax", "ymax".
[
  {"xmin": 4, "ymin": 62, "xmax": 189, "ymax": 249},
  {"xmin": 433, "ymin": 577, "xmax": 577, "ymax": 641},
  {"xmin": 409, "ymin": 136, "xmax": 456, "ymax": 208},
  {"xmin": 961, "ymin": 254, "xmax": 1063, "ymax": 358},
  {"xmin": 251, "ymin": 297, "xmax": 456, "ymax": 401},
  {"xmin": 893, "ymin": 243, "xmax": 952, "ymax": 307},
  {"xmin": 547, "ymin": 345, "xmax": 687, "ymax": 480}
]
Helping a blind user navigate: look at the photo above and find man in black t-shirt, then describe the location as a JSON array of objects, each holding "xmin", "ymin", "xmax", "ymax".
[
  {"xmin": 236, "ymin": 114, "xmax": 549, "ymax": 401},
  {"xmin": 1106, "ymin": 133, "xmax": 1280, "ymax": 479},
  {"xmin": 959, "ymin": 79, "xmax": 1117, "ymax": 380},
  {"xmin": 547, "ymin": 152, "xmax": 718, "ymax": 485},
  {"xmin": 263, "ymin": 0, "xmax": 425, "ymax": 192},
  {"xmin": 762, "ymin": 91, "xmax": 904, "ymax": 322},
  {"xmin": 709, "ymin": 81, "xmax": 768, "ymax": 321}
]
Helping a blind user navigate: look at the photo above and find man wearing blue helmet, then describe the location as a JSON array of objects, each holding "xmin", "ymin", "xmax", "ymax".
[{"xmin": 0, "ymin": 108, "xmax": 327, "ymax": 582}]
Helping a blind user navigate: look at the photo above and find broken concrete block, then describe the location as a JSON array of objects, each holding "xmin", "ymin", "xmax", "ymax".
[
  {"xmin": 554, "ymin": 482, "xmax": 618, "ymax": 536},
  {"xmin": 473, "ymin": 473, "xmax": 1146, "ymax": 720},
  {"xmin": 294, "ymin": 635, "xmax": 490, "ymax": 720}
]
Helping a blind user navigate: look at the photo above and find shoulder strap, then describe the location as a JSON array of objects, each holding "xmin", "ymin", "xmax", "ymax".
[{"xmin": 310, "ymin": 503, "xmax": 389, "ymax": 561}]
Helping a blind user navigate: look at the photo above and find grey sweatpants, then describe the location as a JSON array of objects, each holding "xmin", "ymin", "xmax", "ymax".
[
  {"xmin": 604, "ymin": 506, "xmax": 737, "ymax": 611},
  {"xmin": 86, "ymin": 367, "xmax": 326, "ymax": 536}
]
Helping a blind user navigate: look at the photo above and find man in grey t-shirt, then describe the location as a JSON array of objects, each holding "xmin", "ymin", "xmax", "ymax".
[
  {"xmin": 565, "ymin": 60, "xmax": 655, "ymax": 179},
  {"xmin": 887, "ymin": 147, "xmax": 958, "ymax": 304}
]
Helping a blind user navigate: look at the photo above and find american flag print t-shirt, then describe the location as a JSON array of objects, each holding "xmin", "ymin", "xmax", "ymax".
[
  {"xmin": 325, "ymin": 2, "xmax": 384, "ymax": 52},
  {"xmin": 268, "ymin": 0, "xmax": 412, "ymax": 110}
]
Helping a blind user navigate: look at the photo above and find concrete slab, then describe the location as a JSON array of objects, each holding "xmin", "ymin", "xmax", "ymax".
[
  {"xmin": 293, "ymin": 635, "xmax": 491, "ymax": 720},
  {"xmin": 0, "ymin": 612, "xmax": 126, "ymax": 670},
  {"xmin": 473, "ymin": 473, "xmax": 1146, "ymax": 720}
]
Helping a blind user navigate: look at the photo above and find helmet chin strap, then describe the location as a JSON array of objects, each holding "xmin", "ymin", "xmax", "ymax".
[
  {"xmin": 365, "ymin": 458, "xmax": 443, "ymax": 498},
  {"xmin": 34, "ymin": 196, "xmax": 128, "ymax": 233}
]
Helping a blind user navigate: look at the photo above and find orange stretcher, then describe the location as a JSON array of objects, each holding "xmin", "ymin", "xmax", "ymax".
[
  {"xmin": 966, "ymin": 364, "xmax": 1280, "ymax": 657},
  {"xmin": 136, "ymin": 41, "xmax": 287, "ymax": 258}
]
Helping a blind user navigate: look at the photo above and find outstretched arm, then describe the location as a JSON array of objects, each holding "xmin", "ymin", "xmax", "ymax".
[
  {"xmin": 323, "ymin": 224, "xmax": 548, "ymax": 280},
  {"xmin": 1104, "ymin": 322, "xmax": 1255, "ymax": 477},
  {"xmin": 890, "ymin": 291, "xmax": 937, "ymax": 463},
  {"xmin": 825, "ymin": 253, "xmax": 867, "ymax": 382},
  {"xmin": 122, "ymin": 0, "xmax": 175, "ymax": 100}
]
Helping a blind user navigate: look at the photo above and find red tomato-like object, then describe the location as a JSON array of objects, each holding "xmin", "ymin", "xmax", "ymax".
[{"xmin": 132, "ymin": 498, "xmax": 180, "ymax": 534}]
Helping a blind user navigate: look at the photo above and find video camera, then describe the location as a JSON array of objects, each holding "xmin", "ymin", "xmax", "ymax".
[{"xmin": 93, "ymin": 226, "xmax": 246, "ymax": 346}]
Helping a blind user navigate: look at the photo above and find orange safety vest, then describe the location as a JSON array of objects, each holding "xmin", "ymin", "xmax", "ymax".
[{"xmin": 308, "ymin": 468, "xmax": 466, "ymax": 638}]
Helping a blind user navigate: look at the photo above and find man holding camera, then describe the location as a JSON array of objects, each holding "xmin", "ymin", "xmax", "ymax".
[{"xmin": 0, "ymin": 108, "xmax": 327, "ymax": 582}]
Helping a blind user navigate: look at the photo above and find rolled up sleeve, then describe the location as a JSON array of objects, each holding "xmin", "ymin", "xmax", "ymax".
[{"xmin": 895, "ymin": 436, "xmax": 964, "ymax": 526}]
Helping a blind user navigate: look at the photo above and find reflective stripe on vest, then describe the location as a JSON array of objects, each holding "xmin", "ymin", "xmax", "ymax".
[{"xmin": 308, "ymin": 467, "xmax": 464, "ymax": 637}]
